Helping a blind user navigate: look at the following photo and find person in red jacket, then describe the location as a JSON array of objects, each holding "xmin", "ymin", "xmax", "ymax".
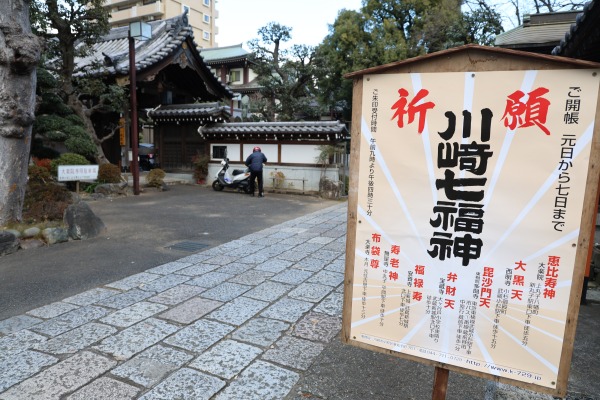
[{"xmin": 245, "ymin": 146, "xmax": 267, "ymax": 197}]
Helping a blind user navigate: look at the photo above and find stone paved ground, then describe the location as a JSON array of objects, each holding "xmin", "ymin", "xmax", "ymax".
[
  {"xmin": 1, "ymin": 202, "xmax": 598, "ymax": 400},
  {"xmin": 0, "ymin": 204, "xmax": 347, "ymax": 399}
]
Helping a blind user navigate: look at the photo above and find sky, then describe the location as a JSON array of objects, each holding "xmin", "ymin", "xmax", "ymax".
[{"xmin": 214, "ymin": 0, "xmax": 363, "ymax": 49}]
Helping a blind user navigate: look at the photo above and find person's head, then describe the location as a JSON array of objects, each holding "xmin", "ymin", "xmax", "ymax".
[{"xmin": 253, "ymin": 146, "xmax": 261, "ymax": 153}]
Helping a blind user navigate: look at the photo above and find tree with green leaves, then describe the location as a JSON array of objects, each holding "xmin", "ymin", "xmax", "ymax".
[
  {"xmin": 314, "ymin": 0, "xmax": 504, "ymax": 119},
  {"xmin": 0, "ymin": 0, "xmax": 42, "ymax": 224},
  {"xmin": 247, "ymin": 22, "xmax": 321, "ymax": 121},
  {"xmin": 30, "ymin": 0, "xmax": 127, "ymax": 165}
]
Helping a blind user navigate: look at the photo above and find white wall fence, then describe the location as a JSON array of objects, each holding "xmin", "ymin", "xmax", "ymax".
[{"xmin": 207, "ymin": 163, "xmax": 341, "ymax": 194}]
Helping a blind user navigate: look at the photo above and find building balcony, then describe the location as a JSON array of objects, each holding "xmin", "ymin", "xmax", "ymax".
[
  {"xmin": 104, "ymin": 0, "xmax": 137, "ymax": 9},
  {"xmin": 109, "ymin": 1, "xmax": 164, "ymax": 24}
]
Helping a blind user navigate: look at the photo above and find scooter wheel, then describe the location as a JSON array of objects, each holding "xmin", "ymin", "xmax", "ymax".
[{"xmin": 212, "ymin": 180, "xmax": 224, "ymax": 191}]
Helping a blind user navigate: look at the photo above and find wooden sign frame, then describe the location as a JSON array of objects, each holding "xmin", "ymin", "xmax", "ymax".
[{"xmin": 341, "ymin": 45, "xmax": 600, "ymax": 397}]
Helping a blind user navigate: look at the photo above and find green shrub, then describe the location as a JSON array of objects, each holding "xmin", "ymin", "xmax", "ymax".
[
  {"xmin": 22, "ymin": 182, "xmax": 73, "ymax": 223},
  {"xmin": 98, "ymin": 163, "xmax": 122, "ymax": 183},
  {"xmin": 146, "ymin": 168, "xmax": 166, "ymax": 187},
  {"xmin": 50, "ymin": 153, "xmax": 90, "ymax": 176},
  {"xmin": 28, "ymin": 165, "xmax": 52, "ymax": 184}
]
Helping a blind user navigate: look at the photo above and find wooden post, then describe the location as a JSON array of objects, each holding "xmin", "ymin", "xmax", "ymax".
[{"xmin": 432, "ymin": 367, "xmax": 449, "ymax": 400}]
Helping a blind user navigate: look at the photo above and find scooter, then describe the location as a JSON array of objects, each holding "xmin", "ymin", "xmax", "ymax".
[{"xmin": 212, "ymin": 157, "xmax": 251, "ymax": 193}]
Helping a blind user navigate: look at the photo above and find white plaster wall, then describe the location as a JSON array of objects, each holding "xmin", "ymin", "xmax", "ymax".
[
  {"xmin": 281, "ymin": 144, "xmax": 322, "ymax": 164},
  {"xmin": 242, "ymin": 144, "xmax": 278, "ymax": 163}
]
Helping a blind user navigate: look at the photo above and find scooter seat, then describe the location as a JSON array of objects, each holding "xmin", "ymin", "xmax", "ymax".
[{"xmin": 232, "ymin": 169, "xmax": 246, "ymax": 176}]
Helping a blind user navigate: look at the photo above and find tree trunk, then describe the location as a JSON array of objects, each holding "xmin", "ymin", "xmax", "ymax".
[
  {"xmin": 0, "ymin": 0, "xmax": 41, "ymax": 225},
  {"xmin": 67, "ymin": 94, "xmax": 111, "ymax": 165}
]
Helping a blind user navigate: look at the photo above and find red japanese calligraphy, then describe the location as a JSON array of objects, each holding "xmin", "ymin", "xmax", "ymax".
[
  {"xmin": 391, "ymin": 88, "xmax": 435, "ymax": 134},
  {"xmin": 501, "ymin": 87, "xmax": 551, "ymax": 135}
]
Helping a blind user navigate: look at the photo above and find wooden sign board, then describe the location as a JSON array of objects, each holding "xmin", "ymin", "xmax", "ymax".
[
  {"xmin": 342, "ymin": 46, "xmax": 600, "ymax": 397},
  {"xmin": 58, "ymin": 165, "xmax": 99, "ymax": 181}
]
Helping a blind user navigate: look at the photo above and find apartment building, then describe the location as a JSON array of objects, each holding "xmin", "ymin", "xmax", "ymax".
[{"xmin": 103, "ymin": 0, "xmax": 219, "ymax": 48}]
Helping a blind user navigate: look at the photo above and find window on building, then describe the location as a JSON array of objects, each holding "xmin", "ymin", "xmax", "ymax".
[
  {"xmin": 212, "ymin": 146, "xmax": 227, "ymax": 159},
  {"xmin": 203, "ymin": 0, "xmax": 210, "ymax": 6},
  {"xmin": 203, "ymin": 31, "xmax": 210, "ymax": 40},
  {"xmin": 142, "ymin": 0, "xmax": 157, "ymax": 4},
  {"xmin": 203, "ymin": 14, "xmax": 210, "ymax": 23},
  {"xmin": 229, "ymin": 70, "xmax": 241, "ymax": 83}
]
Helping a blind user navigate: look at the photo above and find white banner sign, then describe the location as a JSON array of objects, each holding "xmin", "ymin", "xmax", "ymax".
[{"xmin": 58, "ymin": 165, "xmax": 99, "ymax": 181}]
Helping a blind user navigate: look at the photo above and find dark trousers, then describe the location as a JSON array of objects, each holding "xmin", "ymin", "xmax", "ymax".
[{"xmin": 249, "ymin": 170, "xmax": 263, "ymax": 194}]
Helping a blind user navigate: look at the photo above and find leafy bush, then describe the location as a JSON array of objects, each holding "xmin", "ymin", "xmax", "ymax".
[
  {"xmin": 146, "ymin": 168, "xmax": 166, "ymax": 187},
  {"xmin": 50, "ymin": 153, "xmax": 90, "ymax": 176},
  {"xmin": 22, "ymin": 182, "xmax": 73, "ymax": 223},
  {"xmin": 98, "ymin": 163, "xmax": 122, "ymax": 183},
  {"xmin": 28, "ymin": 165, "xmax": 52, "ymax": 184},
  {"xmin": 33, "ymin": 158, "xmax": 53, "ymax": 171}
]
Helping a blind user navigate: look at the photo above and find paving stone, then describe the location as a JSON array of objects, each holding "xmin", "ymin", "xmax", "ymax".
[
  {"xmin": 0, "ymin": 350, "xmax": 58, "ymax": 393},
  {"xmin": 203, "ymin": 254, "xmax": 242, "ymax": 266},
  {"xmin": 145, "ymin": 261, "xmax": 193, "ymax": 275},
  {"xmin": 94, "ymin": 318, "xmax": 179, "ymax": 360},
  {"xmin": 105, "ymin": 272, "xmax": 161, "ymax": 291},
  {"xmin": 213, "ymin": 263, "xmax": 250, "ymax": 275},
  {"xmin": 138, "ymin": 368, "xmax": 225, "ymax": 400},
  {"xmin": 312, "ymin": 249, "xmax": 341, "ymax": 262},
  {"xmin": 215, "ymin": 360, "xmax": 299, "ymax": 400},
  {"xmin": 111, "ymin": 344, "xmax": 194, "ymax": 388},
  {"xmin": 277, "ymin": 249, "xmax": 311, "ymax": 262},
  {"xmin": 66, "ymin": 377, "xmax": 139, "ymax": 400},
  {"xmin": 176, "ymin": 253, "xmax": 213, "ymax": 264},
  {"xmin": 307, "ymin": 270, "xmax": 345, "ymax": 287},
  {"xmin": 164, "ymin": 319, "xmax": 234, "ymax": 353},
  {"xmin": 200, "ymin": 282, "xmax": 252, "ymax": 302},
  {"xmin": 254, "ymin": 259, "xmax": 293, "ymax": 273},
  {"xmin": 322, "ymin": 241, "xmax": 346, "ymax": 252},
  {"xmin": 293, "ymin": 257, "xmax": 330, "ymax": 272},
  {"xmin": 294, "ymin": 243, "xmax": 326, "ymax": 253},
  {"xmin": 288, "ymin": 282, "xmax": 333, "ymax": 303},
  {"xmin": 30, "ymin": 306, "xmax": 109, "ymax": 337},
  {"xmin": 33, "ymin": 322, "xmax": 117, "ymax": 355},
  {"xmin": 175, "ymin": 263, "xmax": 219, "ymax": 276},
  {"xmin": 159, "ymin": 297, "xmax": 222, "ymax": 324},
  {"xmin": 62, "ymin": 288, "xmax": 121, "ymax": 306},
  {"xmin": 313, "ymin": 291, "xmax": 344, "ymax": 316},
  {"xmin": 236, "ymin": 252, "xmax": 272, "ymax": 264},
  {"xmin": 189, "ymin": 340, "xmax": 262, "ymax": 379},
  {"xmin": 99, "ymin": 302, "xmax": 168, "ymax": 328},
  {"xmin": 260, "ymin": 244, "xmax": 294, "ymax": 256},
  {"xmin": 278, "ymin": 237, "xmax": 309, "ymax": 246},
  {"xmin": 262, "ymin": 335, "xmax": 325, "ymax": 371},
  {"xmin": 26, "ymin": 302, "xmax": 79, "ymax": 319},
  {"xmin": 324, "ymin": 258, "xmax": 345, "ymax": 273},
  {"xmin": 187, "ymin": 271, "xmax": 234, "ymax": 288},
  {"xmin": 228, "ymin": 269, "xmax": 274, "ymax": 286},
  {"xmin": 231, "ymin": 317, "xmax": 290, "ymax": 347},
  {"xmin": 137, "ymin": 274, "xmax": 190, "ymax": 293},
  {"xmin": 0, "ymin": 330, "xmax": 47, "ymax": 356},
  {"xmin": 0, "ymin": 315, "xmax": 42, "ymax": 335},
  {"xmin": 268, "ymin": 230, "xmax": 299, "ymax": 239},
  {"xmin": 207, "ymin": 297, "xmax": 268, "ymax": 326},
  {"xmin": 219, "ymin": 239, "xmax": 252, "ymax": 250},
  {"xmin": 94, "ymin": 288, "xmax": 153, "ymax": 309},
  {"xmin": 244, "ymin": 281, "xmax": 293, "ymax": 302},
  {"xmin": 260, "ymin": 297, "xmax": 314, "ymax": 323},
  {"xmin": 250, "ymin": 237, "xmax": 283, "ymax": 247},
  {"xmin": 146, "ymin": 284, "xmax": 205, "ymax": 306},
  {"xmin": 293, "ymin": 312, "xmax": 342, "ymax": 342},
  {"xmin": 0, "ymin": 351, "xmax": 116, "ymax": 400},
  {"xmin": 271, "ymin": 268, "xmax": 313, "ymax": 285},
  {"xmin": 308, "ymin": 236, "xmax": 336, "ymax": 244}
]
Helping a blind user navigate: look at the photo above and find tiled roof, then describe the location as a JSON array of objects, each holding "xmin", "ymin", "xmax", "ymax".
[
  {"xmin": 198, "ymin": 121, "xmax": 349, "ymax": 141},
  {"xmin": 148, "ymin": 103, "xmax": 230, "ymax": 122},
  {"xmin": 495, "ymin": 11, "xmax": 579, "ymax": 49},
  {"xmin": 72, "ymin": 12, "xmax": 232, "ymax": 98},
  {"xmin": 552, "ymin": 1, "xmax": 600, "ymax": 61},
  {"xmin": 200, "ymin": 44, "xmax": 251, "ymax": 64},
  {"xmin": 200, "ymin": 121, "xmax": 347, "ymax": 135}
]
